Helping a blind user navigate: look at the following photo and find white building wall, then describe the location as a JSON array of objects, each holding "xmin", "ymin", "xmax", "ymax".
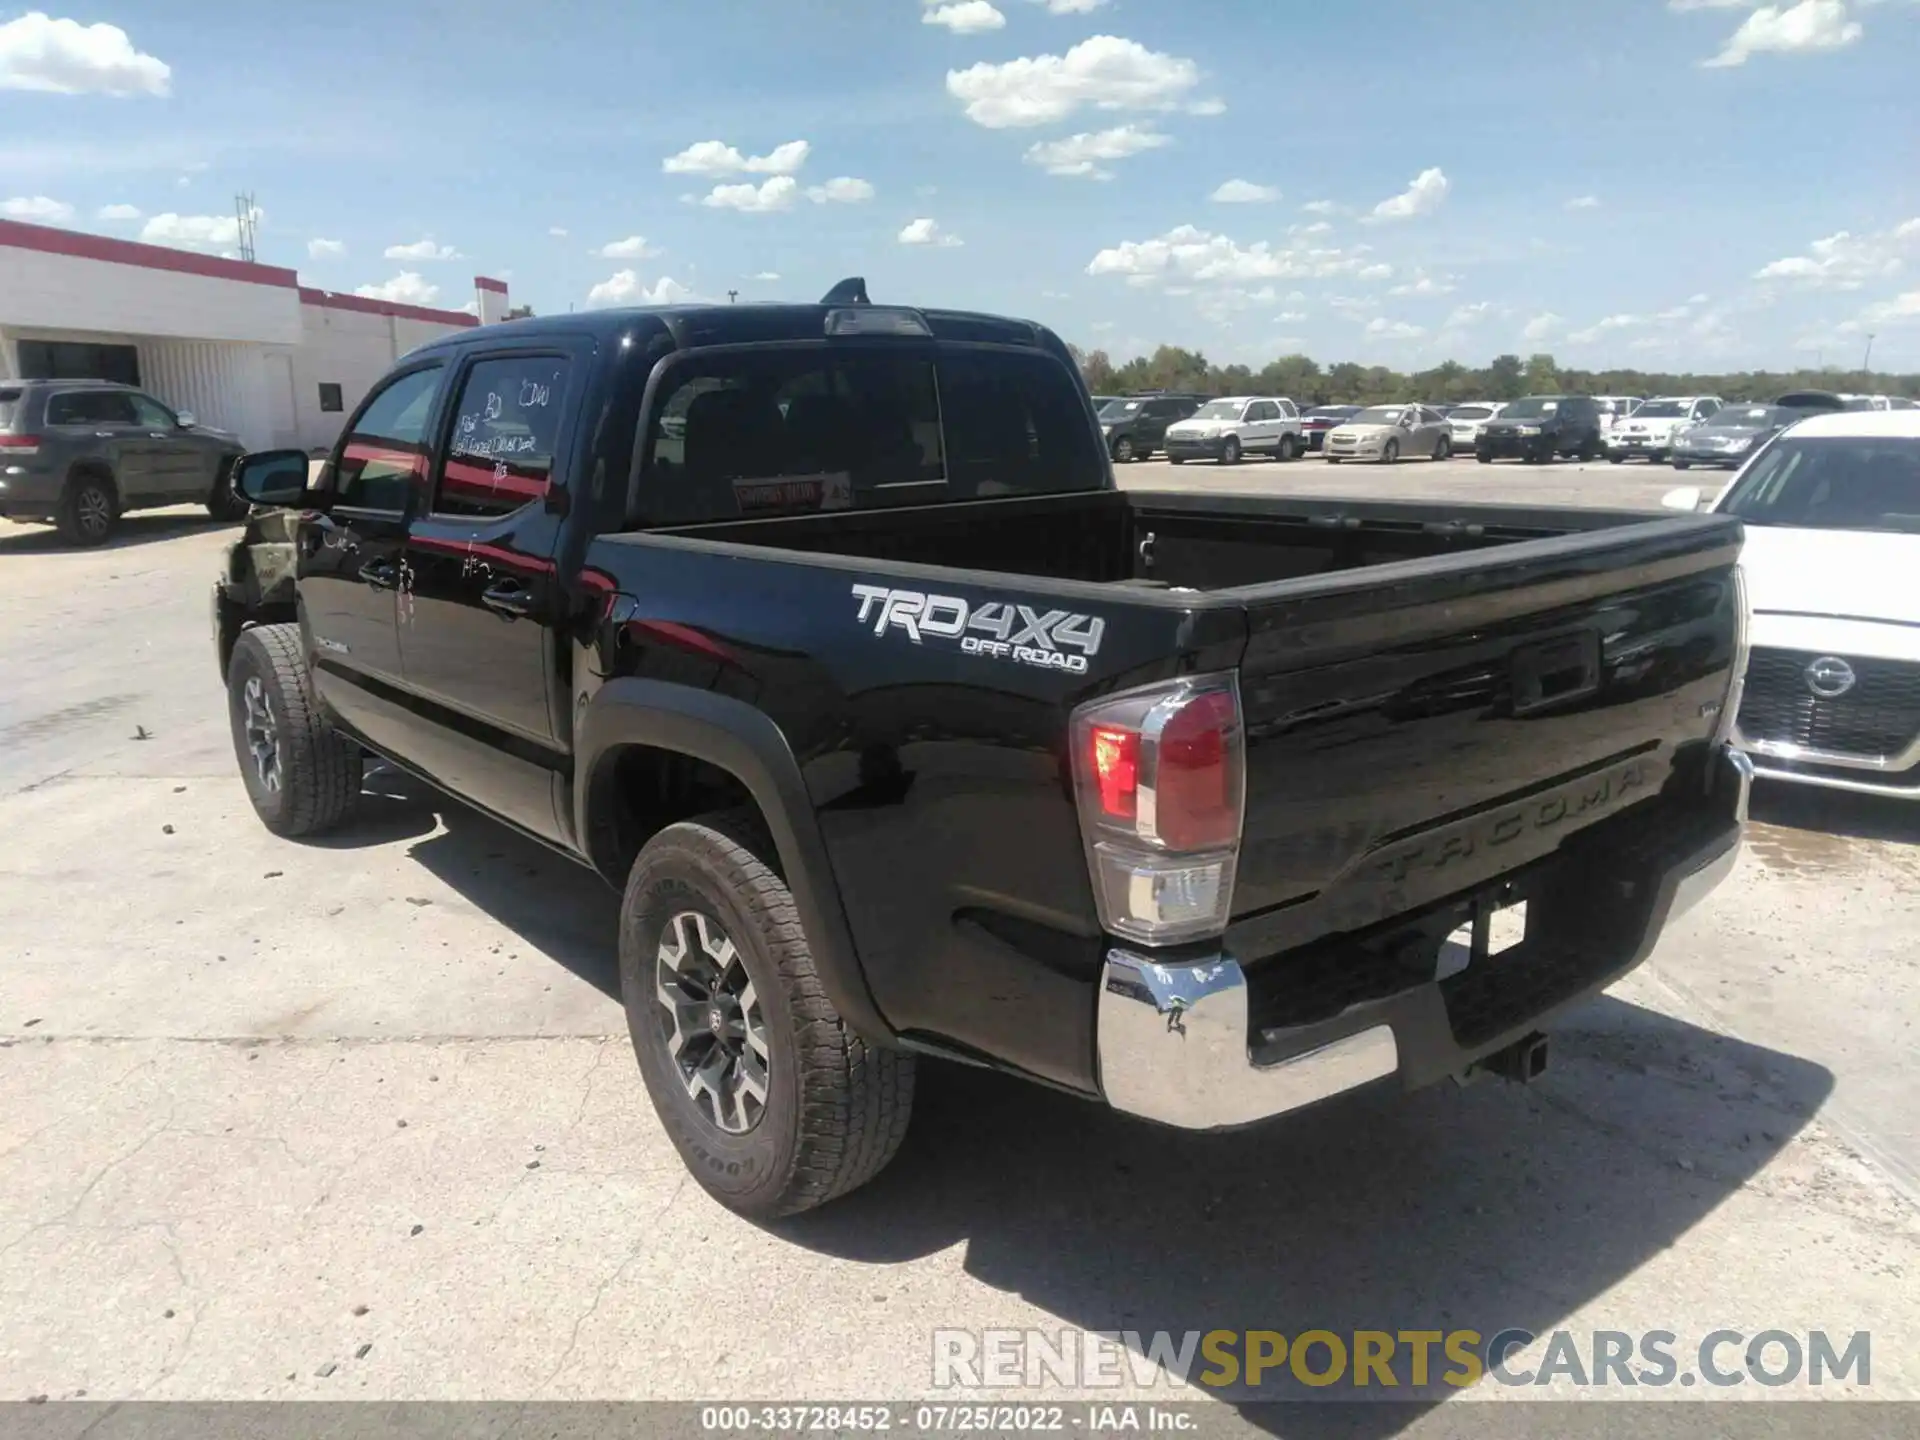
[
  {"xmin": 140, "ymin": 340, "xmax": 276, "ymax": 449},
  {"xmin": 0, "ymin": 248, "xmax": 301, "ymax": 345},
  {"xmin": 285, "ymin": 303, "xmax": 473, "ymax": 453}
]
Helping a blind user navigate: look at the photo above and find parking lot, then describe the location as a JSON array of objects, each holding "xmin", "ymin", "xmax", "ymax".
[{"xmin": 1, "ymin": 462, "xmax": 1917, "ymax": 1423}]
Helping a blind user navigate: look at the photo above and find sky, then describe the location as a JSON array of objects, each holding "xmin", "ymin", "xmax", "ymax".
[{"xmin": 2, "ymin": 0, "xmax": 1918, "ymax": 373}]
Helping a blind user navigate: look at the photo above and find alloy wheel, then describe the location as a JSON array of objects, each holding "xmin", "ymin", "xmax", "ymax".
[
  {"xmin": 77, "ymin": 485, "xmax": 112, "ymax": 539},
  {"xmin": 656, "ymin": 910, "xmax": 770, "ymax": 1135},
  {"xmin": 242, "ymin": 675, "xmax": 282, "ymax": 791}
]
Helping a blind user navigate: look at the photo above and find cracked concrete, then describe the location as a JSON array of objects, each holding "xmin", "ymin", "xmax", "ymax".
[{"xmin": 2, "ymin": 500, "xmax": 1917, "ymax": 1422}]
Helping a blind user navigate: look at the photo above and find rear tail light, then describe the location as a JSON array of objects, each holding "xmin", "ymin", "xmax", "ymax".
[
  {"xmin": 1069, "ymin": 673, "xmax": 1245, "ymax": 945},
  {"xmin": 0, "ymin": 435, "xmax": 41, "ymax": 456}
]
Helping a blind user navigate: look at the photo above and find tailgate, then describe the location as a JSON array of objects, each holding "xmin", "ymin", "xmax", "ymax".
[{"xmin": 1225, "ymin": 514, "xmax": 1743, "ymax": 956}]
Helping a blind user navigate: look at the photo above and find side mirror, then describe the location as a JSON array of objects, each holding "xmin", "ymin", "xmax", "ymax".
[
  {"xmin": 1660, "ymin": 485, "xmax": 1705, "ymax": 513},
  {"xmin": 175, "ymin": 409, "xmax": 197, "ymax": 429},
  {"xmin": 232, "ymin": 448, "xmax": 312, "ymax": 507}
]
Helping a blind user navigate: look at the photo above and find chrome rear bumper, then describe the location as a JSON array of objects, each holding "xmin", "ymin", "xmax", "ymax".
[{"xmin": 1095, "ymin": 747, "xmax": 1751, "ymax": 1131}]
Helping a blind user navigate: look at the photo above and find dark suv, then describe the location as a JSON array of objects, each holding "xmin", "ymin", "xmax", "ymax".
[
  {"xmin": 1097, "ymin": 393, "xmax": 1203, "ymax": 462},
  {"xmin": 1475, "ymin": 394, "xmax": 1604, "ymax": 464},
  {"xmin": 0, "ymin": 379, "xmax": 248, "ymax": 544}
]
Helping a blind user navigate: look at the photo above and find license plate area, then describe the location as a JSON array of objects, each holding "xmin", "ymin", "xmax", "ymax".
[{"xmin": 1438, "ymin": 889, "xmax": 1529, "ymax": 981}]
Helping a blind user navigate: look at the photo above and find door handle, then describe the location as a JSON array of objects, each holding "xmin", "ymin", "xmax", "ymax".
[
  {"xmin": 359, "ymin": 559, "xmax": 399, "ymax": 589},
  {"xmin": 481, "ymin": 580, "xmax": 535, "ymax": 619},
  {"xmin": 95, "ymin": 431, "xmax": 115, "ymax": 438}
]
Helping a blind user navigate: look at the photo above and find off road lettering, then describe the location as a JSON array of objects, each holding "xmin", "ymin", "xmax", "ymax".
[{"xmin": 851, "ymin": 584, "xmax": 1105, "ymax": 673}]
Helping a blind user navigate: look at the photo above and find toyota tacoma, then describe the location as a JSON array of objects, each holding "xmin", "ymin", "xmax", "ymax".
[{"xmin": 212, "ymin": 280, "xmax": 1753, "ymax": 1218}]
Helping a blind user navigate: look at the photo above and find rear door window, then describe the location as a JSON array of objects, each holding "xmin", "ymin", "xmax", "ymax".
[
  {"xmin": 638, "ymin": 344, "xmax": 1099, "ymax": 525},
  {"xmin": 435, "ymin": 354, "xmax": 573, "ymax": 519}
]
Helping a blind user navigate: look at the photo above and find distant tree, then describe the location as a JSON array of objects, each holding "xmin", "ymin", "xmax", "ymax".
[
  {"xmin": 505, "ymin": 304, "xmax": 535, "ymax": 319},
  {"xmin": 1487, "ymin": 354, "xmax": 1526, "ymax": 400},
  {"xmin": 1523, "ymin": 352, "xmax": 1561, "ymax": 394}
]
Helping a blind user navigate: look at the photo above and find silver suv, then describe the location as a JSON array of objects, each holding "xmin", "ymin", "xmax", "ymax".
[{"xmin": 0, "ymin": 379, "xmax": 248, "ymax": 545}]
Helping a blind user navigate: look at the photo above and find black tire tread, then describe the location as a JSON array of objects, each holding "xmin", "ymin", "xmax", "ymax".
[
  {"xmin": 630, "ymin": 811, "xmax": 914, "ymax": 1216},
  {"xmin": 56, "ymin": 470, "xmax": 116, "ymax": 547},
  {"xmin": 231, "ymin": 623, "xmax": 360, "ymax": 837}
]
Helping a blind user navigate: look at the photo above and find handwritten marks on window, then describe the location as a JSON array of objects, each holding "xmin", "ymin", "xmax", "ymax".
[{"xmin": 436, "ymin": 357, "xmax": 570, "ymax": 520}]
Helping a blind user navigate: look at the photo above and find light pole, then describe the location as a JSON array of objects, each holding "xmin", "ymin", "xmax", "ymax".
[
  {"xmin": 728, "ymin": 289, "xmax": 739, "ymax": 304},
  {"xmin": 1863, "ymin": 333, "xmax": 1876, "ymax": 375}
]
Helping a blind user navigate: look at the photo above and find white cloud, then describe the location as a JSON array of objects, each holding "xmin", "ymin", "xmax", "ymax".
[
  {"xmin": 1523, "ymin": 312, "xmax": 1562, "ymax": 342},
  {"xmin": 701, "ymin": 176, "xmax": 800, "ymax": 213},
  {"xmin": 1388, "ymin": 274, "xmax": 1455, "ymax": 296},
  {"xmin": 1365, "ymin": 318, "xmax": 1426, "ymax": 339},
  {"xmin": 1569, "ymin": 314, "xmax": 1636, "ymax": 341},
  {"xmin": 1702, "ymin": 0, "xmax": 1863, "ymax": 66},
  {"xmin": 754, "ymin": 271, "xmax": 781, "ymax": 281},
  {"xmin": 95, "ymin": 201, "xmax": 140, "ymax": 220},
  {"xmin": 1086, "ymin": 223, "xmax": 1384, "ymax": 285},
  {"xmin": 548, "ymin": 226, "xmax": 569, "ymax": 237},
  {"xmin": 1357, "ymin": 262, "xmax": 1394, "ymax": 281},
  {"xmin": 899, "ymin": 217, "xmax": 963, "ymax": 247},
  {"xmin": 307, "ymin": 237, "xmax": 346, "ymax": 259},
  {"xmin": 1301, "ymin": 200, "xmax": 1339, "ymax": 215},
  {"xmin": 1444, "ymin": 301, "xmax": 1493, "ymax": 327},
  {"xmin": 662, "ymin": 139, "xmax": 810, "ymax": 176},
  {"xmin": 355, "ymin": 272, "xmax": 440, "ymax": 305},
  {"xmin": 1290, "ymin": 220, "xmax": 1333, "ymax": 237},
  {"xmin": 923, "ymin": 1, "xmax": 1006, "ymax": 34},
  {"xmin": 1, "ymin": 194, "xmax": 72, "ymax": 222},
  {"xmin": 1565, "ymin": 195, "xmax": 1602, "ymax": 210},
  {"xmin": 1031, "ymin": 0, "xmax": 1108, "ymax": 10},
  {"xmin": 1859, "ymin": 289, "xmax": 1920, "ymax": 326},
  {"xmin": 1755, "ymin": 219, "xmax": 1919, "ymax": 288},
  {"xmin": 1365, "ymin": 167, "xmax": 1449, "ymax": 223},
  {"xmin": 587, "ymin": 270, "xmax": 697, "ymax": 307},
  {"xmin": 598, "ymin": 234, "xmax": 661, "ymax": 259},
  {"xmin": 1024, "ymin": 124, "xmax": 1170, "ymax": 178},
  {"xmin": 946, "ymin": 35, "xmax": 1203, "ymax": 128},
  {"xmin": 0, "ymin": 12, "xmax": 169, "ymax": 96},
  {"xmin": 805, "ymin": 176, "xmax": 876, "ymax": 203},
  {"xmin": 140, "ymin": 208, "xmax": 258, "ymax": 250},
  {"xmin": 1273, "ymin": 310, "xmax": 1307, "ymax": 323},
  {"xmin": 1210, "ymin": 178, "xmax": 1280, "ymax": 204},
  {"xmin": 384, "ymin": 237, "xmax": 460, "ymax": 261}
]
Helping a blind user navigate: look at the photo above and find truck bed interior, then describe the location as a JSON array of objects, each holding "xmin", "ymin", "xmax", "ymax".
[{"xmin": 654, "ymin": 488, "xmax": 1660, "ymax": 594}]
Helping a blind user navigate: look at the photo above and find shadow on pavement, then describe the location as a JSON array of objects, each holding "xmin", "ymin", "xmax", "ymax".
[
  {"xmin": 321, "ymin": 764, "xmax": 622, "ymax": 997},
  {"xmin": 774, "ymin": 999, "xmax": 1830, "ymax": 1433},
  {"xmin": 0, "ymin": 511, "xmax": 235, "ymax": 554}
]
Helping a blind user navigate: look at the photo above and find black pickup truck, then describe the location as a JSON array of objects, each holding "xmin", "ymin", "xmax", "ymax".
[{"xmin": 214, "ymin": 281, "xmax": 1753, "ymax": 1218}]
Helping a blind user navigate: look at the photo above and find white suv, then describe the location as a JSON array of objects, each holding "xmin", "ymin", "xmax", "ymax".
[
  {"xmin": 1162, "ymin": 396, "xmax": 1304, "ymax": 464},
  {"xmin": 1607, "ymin": 395, "xmax": 1722, "ymax": 463}
]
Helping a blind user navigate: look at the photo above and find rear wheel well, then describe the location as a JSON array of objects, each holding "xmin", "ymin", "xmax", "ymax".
[
  {"xmin": 585, "ymin": 744, "xmax": 767, "ymax": 885},
  {"xmin": 66, "ymin": 459, "xmax": 118, "ymax": 499}
]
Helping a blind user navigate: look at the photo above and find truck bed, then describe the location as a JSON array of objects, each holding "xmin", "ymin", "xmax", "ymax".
[{"xmin": 598, "ymin": 488, "xmax": 1743, "ymax": 1092}]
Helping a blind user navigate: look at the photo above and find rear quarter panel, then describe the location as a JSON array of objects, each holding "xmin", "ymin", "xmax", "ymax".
[{"xmin": 581, "ymin": 535, "xmax": 1244, "ymax": 1092}]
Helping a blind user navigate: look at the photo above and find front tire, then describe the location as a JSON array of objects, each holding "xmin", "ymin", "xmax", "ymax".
[
  {"xmin": 206, "ymin": 457, "xmax": 250, "ymax": 521},
  {"xmin": 226, "ymin": 623, "xmax": 362, "ymax": 837},
  {"xmin": 1275, "ymin": 434, "xmax": 1299, "ymax": 463},
  {"xmin": 621, "ymin": 813, "xmax": 915, "ymax": 1219},
  {"xmin": 56, "ymin": 471, "xmax": 118, "ymax": 546},
  {"xmin": 1381, "ymin": 439, "xmax": 1400, "ymax": 465},
  {"xmin": 1219, "ymin": 437, "xmax": 1241, "ymax": 466},
  {"xmin": 1111, "ymin": 435, "xmax": 1136, "ymax": 464},
  {"xmin": 1674, "ymin": 459, "xmax": 1692, "ymax": 471}
]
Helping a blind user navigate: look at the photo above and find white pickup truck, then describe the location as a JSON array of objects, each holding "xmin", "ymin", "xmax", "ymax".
[{"xmin": 1606, "ymin": 396, "xmax": 1722, "ymax": 463}]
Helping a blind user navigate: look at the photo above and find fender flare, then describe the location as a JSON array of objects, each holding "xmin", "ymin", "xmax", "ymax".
[
  {"xmin": 65, "ymin": 459, "xmax": 123, "ymax": 509},
  {"xmin": 574, "ymin": 679, "xmax": 894, "ymax": 1043}
]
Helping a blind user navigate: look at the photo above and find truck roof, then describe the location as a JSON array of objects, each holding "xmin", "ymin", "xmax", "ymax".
[{"xmin": 407, "ymin": 297, "xmax": 1055, "ymax": 358}]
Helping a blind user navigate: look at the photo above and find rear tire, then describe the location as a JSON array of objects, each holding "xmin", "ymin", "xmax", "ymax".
[
  {"xmin": 1167, "ymin": 456, "xmax": 1185, "ymax": 465},
  {"xmin": 1608, "ymin": 454, "xmax": 1625, "ymax": 465},
  {"xmin": 621, "ymin": 812, "xmax": 915, "ymax": 1219},
  {"xmin": 1382, "ymin": 439, "xmax": 1400, "ymax": 465},
  {"xmin": 1111, "ymin": 435, "xmax": 1136, "ymax": 463},
  {"xmin": 1274, "ymin": 434, "xmax": 1298, "ymax": 463},
  {"xmin": 1432, "ymin": 436, "xmax": 1452, "ymax": 461},
  {"xmin": 1476, "ymin": 452, "xmax": 1493, "ymax": 465},
  {"xmin": 1674, "ymin": 460, "xmax": 1692, "ymax": 471},
  {"xmin": 1219, "ymin": 436, "xmax": 1241, "ymax": 466},
  {"xmin": 226, "ymin": 623, "xmax": 362, "ymax": 838},
  {"xmin": 56, "ymin": 471, "xmax": 118, "ymax": 547},
  {"xmin": 1326, "ymin": 456, "xmax": 1343, "ymax": 465}
]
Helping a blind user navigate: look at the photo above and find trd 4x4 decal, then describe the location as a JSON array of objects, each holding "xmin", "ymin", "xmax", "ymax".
[{"xmin": 850, "ymin": 584, "xmax": 1106, "ymax": 675}]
